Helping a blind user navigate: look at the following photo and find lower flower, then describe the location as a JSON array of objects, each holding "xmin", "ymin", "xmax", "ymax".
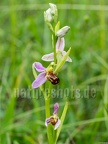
[{"xmin": 45, "ymin": 103, "xmax": 61, "ymax": 130}]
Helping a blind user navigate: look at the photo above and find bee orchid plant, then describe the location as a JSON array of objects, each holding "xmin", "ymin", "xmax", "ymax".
[{"xmin": 32, "ymin": 3, "xmax": 72, "ymax": 144}]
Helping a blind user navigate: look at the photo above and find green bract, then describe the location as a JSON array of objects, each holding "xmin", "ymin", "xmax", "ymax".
[{"xmin": 54, "ymin": 47, "xmax": 72, "ymax": 73}]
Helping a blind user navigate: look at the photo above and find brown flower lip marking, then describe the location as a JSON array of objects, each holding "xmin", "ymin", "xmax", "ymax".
[
  {"xmin": 46, "ymin": 72, "xmax": 60, "ymax": 85},
  {"xmin": 50, "ymin": 116, "xmax": 58, "ymax": 125}
]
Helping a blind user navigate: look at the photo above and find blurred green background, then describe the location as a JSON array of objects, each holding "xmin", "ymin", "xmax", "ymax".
[{"xmin": 0, "ymin": 0, "xmax": 108, "ymax": 143}]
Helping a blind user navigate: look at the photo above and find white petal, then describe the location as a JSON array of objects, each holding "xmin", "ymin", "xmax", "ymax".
[
  {"xmin": 54, "ymin": 119, "xmax": 61, "ymax": 130},
  {"xmin": 56, "ymin": 37, "xmax": 65, "ymax": 51},
  {"xmin": 45, "ymin": 121, "xmax": 48, "ymax": 127},
  {"xmin": 66, "ymin": 56, "xmax": 72, "ymax": 62},
  {"xmin": 42, "ymin": 53, "xmax": 54, "ymax": 61},
  {"xmin": 62, "ymin": 51, "xmax": 72, "ymax": 62},
  {"xmin": 45, "ymin": 118, "xmax": 51, "ymax": 127}
]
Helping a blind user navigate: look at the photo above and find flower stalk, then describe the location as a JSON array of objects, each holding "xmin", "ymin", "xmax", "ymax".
[
  {"xmin": 32, "ymin": 3, "xmax": 72, "ymax": 144},
  {"xmin": 52, "ymin": 33, "xmax": 57, "ymax": 64}
]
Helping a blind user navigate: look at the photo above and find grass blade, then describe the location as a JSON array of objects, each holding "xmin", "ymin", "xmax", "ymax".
[
  {"xmin": 104, "ymin": 76, "xmax": 108, "ymax": 131},
  {"xmin": 55, "ymin": 101, "xmax": 68, "ymax": 142}
]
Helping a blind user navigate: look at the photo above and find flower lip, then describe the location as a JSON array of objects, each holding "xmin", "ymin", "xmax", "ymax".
[
  {"xmin": 46, "ymin": 72, "xmax": 60, "ymax": 85},
  {"xmin": 50, "ymin": 115, "xmax": 58, "ymax": 125}
]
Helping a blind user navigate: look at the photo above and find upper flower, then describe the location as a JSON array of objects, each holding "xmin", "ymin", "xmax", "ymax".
[
  {"xmin": 45, "ymin": 103, "xmax": 61, "ymax": 130},
  {"xmin": 42, "ymin": 37, "xmax": 72, "ymax": 62},
  {"xmin": 32, "ymin": 62, "xmax": 60, "ymax": 88},
  {"xmin": 44, "ymin": 3, "xmax": 58, "ymax": 23},
  {"xmin": 44, "ymin": 8, "xmax": 53, "ymax": 22}
]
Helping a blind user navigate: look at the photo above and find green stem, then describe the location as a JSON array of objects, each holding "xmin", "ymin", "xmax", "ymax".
[
  {"xmin": 99, "ymin": 0, "xmax": 106, "ymax": 74},
  {"xmin": 45, "ymin": 96, "xmax": 50, "ymax": 118},
  {"xmin": 44, "ymin": 82, "xmax": 52, "ymax": 117},
  {"xmin": 45, "ymin": 97, "xmax": 53, "ymax": 144},
  {"xmin": 52, "ymin": 34, "xmax": 57, "ymax": 64},
  {"xmin": 43, "ymin": 83, "xmax": 54, "ymax": 144},
  {"xmin": 43, "ymin": 22, "xmax": 58, "ymax": 144}
]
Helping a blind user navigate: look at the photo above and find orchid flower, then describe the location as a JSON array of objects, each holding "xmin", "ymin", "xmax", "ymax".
[
  {"xmin": 42, "ymin": 37, "xmax": 72, "ymax": 62},
  {"xmin": 45, "ymin": 103, "xmax": 61, "ymax": 130},
  {"xmin": 32, "ymin": 62, "xmax": 59, "ymax": 88}
]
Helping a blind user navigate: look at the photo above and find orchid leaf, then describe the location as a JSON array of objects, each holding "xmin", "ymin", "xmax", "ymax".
[
  {"xmin": 32, "ymin": 65, "xmax": 37, "ymax": 79},
  {"xmin": 55, "ymin": 21, "xmax": 60, "ymax": 33},
  {"xmin": 56, "ymin": 51, "xmax": 63, "ymax": 64},
  {"xmin": 54, "ymin": 47, "xmax": 71, "ymax": 73}
]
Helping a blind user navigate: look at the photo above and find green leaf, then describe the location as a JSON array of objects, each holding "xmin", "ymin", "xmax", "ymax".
[
  {"xmin": 13, "ymin": 141, "xmax": 20, "ymax": 144},
  {"xmin": 104, "ymin": 76, "xmax": 108, "ymax": 131},
  {"xmin": 54, "ymin": 48, "xmax": 71, "ymax": 73},
  {"xmin": 32, "ymin": 65, "xmax": 37, "ymax": 79},
  {"xmin": 92, "ymin": 52, "xmax": 108, "ymax": 70},
  {"xmin": 47, "ymin": 125, "xmax": 54, "ymax": 144},
  {"xmin": 1, "ymin": 133, "xmax": 11, "ymax": 144},
  {"xmin": 56, "ymin": 51, "xmax": 63, "ymax": 64},
  {"xmin": 2, "ymin": 95, "xmax": 16, "ymax": 129},
  {"xmin": 55, "ymin": 21, "xmax": 60, "ymax": 33},
  {"xmin": 55, "ymin": 102, "xmax": 68, "ymax": 142},
  {"xmin": 6, "ymin": 133, "xmax": 11, "ymax": 144}
]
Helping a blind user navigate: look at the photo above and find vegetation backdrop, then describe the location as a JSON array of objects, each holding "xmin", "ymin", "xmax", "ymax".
[{"xmin": 0, "ymin": 0, "xmax": 108, "ymax": 143}]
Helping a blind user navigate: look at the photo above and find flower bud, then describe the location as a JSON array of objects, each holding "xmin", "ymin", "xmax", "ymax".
[
  {"xmin": 49, "ymin": 3, "xmax": 57, "ymax": 15},
  {"xmin": 49, "ymin": 3, "xmax": 58, "ymax": 22},
  {"xmin": 56, "ymin": 26, "xmax": 70, "ymax": 37},
  {"xmin": 44, "ymin": 8, "xmax": 53, "ymax": 22},
  {"xmin": 44, "ymin": 3, "xmax": 58, "ymax": 23}
]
